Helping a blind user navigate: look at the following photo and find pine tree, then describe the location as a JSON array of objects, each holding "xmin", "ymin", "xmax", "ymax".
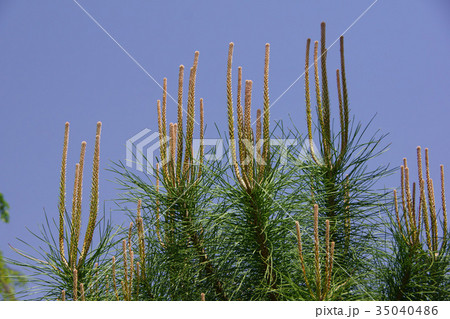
[{"xmin": 9, "ymin": 22, "xmax": 449, "ymax": 301}]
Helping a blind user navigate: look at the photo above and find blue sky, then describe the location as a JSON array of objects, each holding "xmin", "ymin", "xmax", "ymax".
[{"xmin": 1, "ymin": 0, "xmax": 450, "ymax": 292}]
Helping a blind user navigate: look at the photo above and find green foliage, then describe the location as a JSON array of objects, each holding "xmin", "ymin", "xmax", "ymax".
[
  {"xmin": 382, "ymin": 224, "xmax": 450, "ymax": 301},
  {"xmin": 0, "ymin": 192, "xmax": 9, "ymax": 223},
  {"xmin": 0, "ymin": 250, "xmax": 27, "ymax": 300},
  {"xmin": 379, "ymin": 148, "xmax": 450, "ymax": 300},
  {"xmin": 291, "ymin": 120, "xmax": 392, "ymax": 300},
  {"xmin": 0, "ymin": 193, "xmax": 27, "ymax": 300},
  {"xmin": 7, "ymin": 22, "xmax": 450, "ymax": 301},
  {"xmin": 283, "ymin": 22, "xmax": 394, "ymax": 300},
  {"xmin": 110, "ymin": 24, "xmax": 395, "ymax": 300},
  {"xmin": 9, "ymin": 211, "xmax": 119, "ymax": 300}
]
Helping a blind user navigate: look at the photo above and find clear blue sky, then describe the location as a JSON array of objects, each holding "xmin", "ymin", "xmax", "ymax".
[{"xmin": 1, "ymin": 0, "xmax": 450, "ymax": 287}]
